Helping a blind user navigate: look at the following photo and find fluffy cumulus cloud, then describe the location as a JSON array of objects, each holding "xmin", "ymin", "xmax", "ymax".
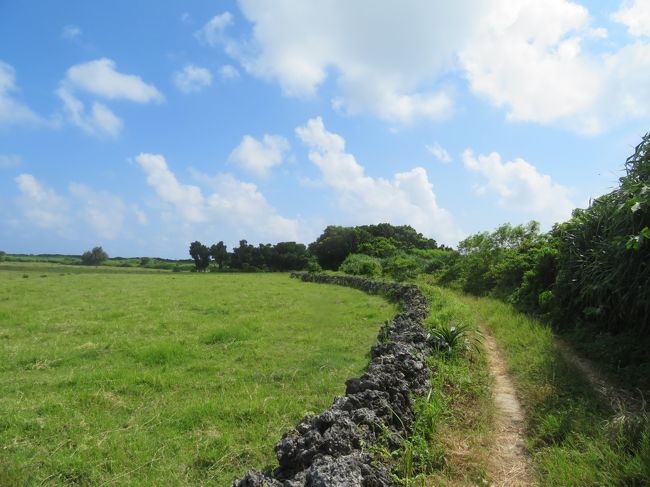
[
  {"xmin": 458, "ymin": 0, "xmax": 650, "ymax": 133},
  {"xmin": 229, "ymin": 134, "xmax": 289, "ymax": 176},
  {"xmin": 57, "ymin": 58, "xmax": 162, "ymax": 137},
  {"xmin": 0, "ymin": 61, "xmax": 42, "ymax": 126},
  {"xmin": 462, "ymin": 149, "xmax": 575, "ymax": 224},
  {"xmin": 63, "ymin": 58, "xmax": 163, "ymax": 102},
  {"xmin": 612, "ymin": 0, "xmax": 650, "ymax": 37},
  {"xmin": 173, "ymin": 64, "xmax": 213, "ymax": 93},
  {"xmin": 426, "ymin": 142, "xmax": 452, "ymax": 163},
  {"xmin": 231, "ymin": 0, "xmax": 485, "ymax": 123},
  {"xmin": 14, "ymin": 174, "xmax": 139, "ymax": 239},
  {"xmin": 135, "ymin": 153, "xmax": 298, "ymax": 241},
  {"xmin": 295, "ymin": 117, "xmax": 462, "ymax": 245},
  {"xmin": 222, "ymin": 1, "xmax": 650, "ymax": 132}
]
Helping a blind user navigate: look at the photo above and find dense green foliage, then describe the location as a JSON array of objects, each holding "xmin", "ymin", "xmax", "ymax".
[
  {"xmin": 80, "ymin": 246, "xmax": 108, "ymax": 265},
  {"xmin": 0, "ymin": 262, "xmax": 394, "ymax": 485},
  {"xmin": 553, "ymin": 133, "xmax": 650, "ymax": 333},
  {"xmin": 309, "ymin": 223, "xmax": 439, "ymax": 270},
  {"xmin": 434, "ymin": 133, "xmax": 650, "ymax": 387},
  {"xmin": 338, "ymin": 253, "xmax": 382, "ymax": 277},
  {"xmin": 187, "ymin": 240, "xmax": 309, "ymax": 272}
]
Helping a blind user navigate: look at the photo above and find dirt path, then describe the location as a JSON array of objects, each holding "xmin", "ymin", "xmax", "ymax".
[{"xmin": 482, "ymin": 331, "xmax": 536, "ymax": 487}]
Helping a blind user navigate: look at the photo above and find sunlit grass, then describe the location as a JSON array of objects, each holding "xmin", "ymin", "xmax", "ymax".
[
  {"xmin": 455, "ymin": 293, "xmax": 650, "ymax": 486},
  {"xmin": 0, "ymin": 263, "xmax": 395, "ymax": 485}
]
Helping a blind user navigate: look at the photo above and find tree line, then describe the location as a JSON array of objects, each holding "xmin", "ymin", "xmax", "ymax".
[{"xmin": 188, "ymin": 223, "xmax": 445, "ymax": 277}]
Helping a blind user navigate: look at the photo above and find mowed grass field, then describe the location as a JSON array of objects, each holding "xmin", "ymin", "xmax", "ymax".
[{"xmin": 0, "ymin": 263, "xmax": 395, "ymax": 485}]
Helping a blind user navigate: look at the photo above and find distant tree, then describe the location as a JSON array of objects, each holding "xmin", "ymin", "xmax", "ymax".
[
  {"xmin": 231, "ymin": 240, "xmax": 255, "ymax": 270},
  {"xmin": 209, "ymin": 241, "xmax": 229, "ymax": 270},
  {"xmin": 139, "ymin": 257, "xmax": 151, "ymax": 266},
  {"xmin": 0, "ymin": 251, "xmax": 6, "ymax": 262},
  {"xmin": 270, "ymin": 242, "xmax": 309, "ymax": 271},
  {"xmin": 189, "ymin": 241, "xmax": 210, "ymax": 271},
  {"xmin": 308, "ymin": 226, "xmax": 360, "ymax": 270},
  {"xmin": 81, "ymin": 246, "xmax": 108, "ymax": 265}
]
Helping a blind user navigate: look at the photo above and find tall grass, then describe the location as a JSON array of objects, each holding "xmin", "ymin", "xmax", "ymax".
[{"xmin": 456, "ymin": 292, "xmax": 650, "ymax": 486}]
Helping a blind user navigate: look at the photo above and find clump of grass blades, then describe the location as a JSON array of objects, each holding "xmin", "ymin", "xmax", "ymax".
[{"xmin": 430, "ymin": 323, "xmax": 483, "ymax": 355}]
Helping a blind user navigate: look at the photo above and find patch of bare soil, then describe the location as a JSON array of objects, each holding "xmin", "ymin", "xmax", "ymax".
[{"xmin": 483, "ymin": 331, "xmax": 536, "ymax": 487}]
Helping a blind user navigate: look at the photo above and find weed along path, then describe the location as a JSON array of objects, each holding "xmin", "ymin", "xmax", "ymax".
[{"xmin": 482, "ymin": 330, "xmax": 535, "ymax": 486}]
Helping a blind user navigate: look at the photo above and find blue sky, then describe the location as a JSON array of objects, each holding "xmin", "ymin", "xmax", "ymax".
[{"xmin": 1, "ymin": 0, "xmax": 650, "ymax": 258}]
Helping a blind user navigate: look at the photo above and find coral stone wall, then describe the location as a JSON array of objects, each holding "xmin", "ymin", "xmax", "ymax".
[{"xmin": 233, "ymin": 274, "xmax": 437, "ymax": 487}]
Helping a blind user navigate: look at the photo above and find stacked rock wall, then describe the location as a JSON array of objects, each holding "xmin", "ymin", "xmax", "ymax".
[{"xmin": 233, "ymin": 273, "xmax": 437, "ymax": 487}]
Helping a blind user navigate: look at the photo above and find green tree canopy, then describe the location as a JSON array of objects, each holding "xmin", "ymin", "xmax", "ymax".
[{"xmin": 81, "ymin": 246, "xmax": 108, "ymax": 265}]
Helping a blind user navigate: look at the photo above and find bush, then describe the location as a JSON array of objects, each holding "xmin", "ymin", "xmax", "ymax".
[
  {"xmin": 383, "ymin": 254, "xmax": 419, "ymax": 281},
  {"xmin": 81, "ymin": 246, "xmax": 108, "ymax": 265},
  {"xmin": 339, "ymin": 253, "xmax": 382, "ymax": 277}
]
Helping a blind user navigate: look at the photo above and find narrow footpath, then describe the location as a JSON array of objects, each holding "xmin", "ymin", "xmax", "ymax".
[{"xmin": 482, "ymin": 331, "xmax": 536, "ymax": 487}]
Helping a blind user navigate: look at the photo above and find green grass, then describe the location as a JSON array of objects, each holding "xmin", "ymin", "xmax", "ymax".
[
  {"xmin": 454, "ymin": 292, "xmax": 650, "ymax": 486},
  {"xmin": 389, "ymin": 283, "xmax": 492, "ymax": 486},
  {"xmin": 0, "ymin": 262, "xmax": 395, "ymax": 485}
]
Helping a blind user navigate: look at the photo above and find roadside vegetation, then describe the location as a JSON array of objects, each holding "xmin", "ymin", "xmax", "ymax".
[
  {"xmin": 378, "ymin": 282, "xmax": 492, "ymax": 486},
  {"xmin": 458, "ymin": 293, "xmax": 650, "ymax": 485},
  {"xmin": 0, "ymin": 264, "xmax": 394, "ymax": 485}
]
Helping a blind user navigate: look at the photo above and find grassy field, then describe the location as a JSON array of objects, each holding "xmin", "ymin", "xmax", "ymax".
[{"xmin": 0, "ymin": 263, "xmax": 395, "ymax": 485}]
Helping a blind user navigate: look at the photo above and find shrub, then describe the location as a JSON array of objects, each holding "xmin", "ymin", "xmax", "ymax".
[
  {"xmin": 81, "ymin": 246, "xmax": 108, "ymax": 265},
  {"xmin": 339, "ymin": 253, "xmax": 382, "ymax": 277},
  {"xmin": 383, "ymin": 254, "xmax": 419, "ymax": 281}
]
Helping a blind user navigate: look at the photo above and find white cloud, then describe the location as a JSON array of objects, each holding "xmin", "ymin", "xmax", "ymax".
[
  {"xmin": 295, "ymin": 117, "xmax": 462, "ymax": 245},
  {"xmin": 0, "ymin": 60, "xmax": 42, "ymax": 126},
  {"xmin": 14, "ymin": 173, "xmax": 141, "ymax": 240},
  {"xmin": 56, "ymin": 86, "xmax": 123, "ymax": 137},
  {"xmin": 57, "ymin": 58, "xmax": 162, "ymax": 136},
  {"xmin": 426, "ymin": 142, "xmax": 452, "ymax": 163},
  {"xmin": 232, "ymin": 1, "xmax": 484, "ymax": 124},
  {"xmin": 462, "ymin": 149, "xmax": 575, "ymax": 225},
  {"xmin": 61, "ymin": 25, "xmax": 81, "ymax": 40},
  {"xmin": 135, "ymin": 153, "xmax": 298, "ymax": 240},
  {"xmin": 459, "ymin": 0, "xmax": 650, "ymax": 134},
  {"xmin": 173, "ymin": 64, "xmax": 212, "ymax": 93},
  {"xmin": 63, "ymin": 58, "xmax": 163, "ymax": 103},
  {"xmin": 612, "ymin": 0, "xmax": 650, "ymax": 37},
  {"xmin": 0, "ymin": 154, "xmax": 21, "ymax": 169},
  {"xmin": 15, "ymin": 174, "xmax": 69, "ymax": 230},
  {"xmin": 229, "ymin": 134, "xmax": 289, "ymax": 176},
  {"xmin": 226, "ymin": 1, "xmax": 650, "ymax": 133},
  {"xmin": 68, "ymin": 183, "xmax": 127, "ymax": 240},
  {"xmin": 219, "ymin": 64, "xmax": 240, "ymax": 80},
  {"xmin": 195, "ymin": 12, "xmax": 234, "ymax": 46}
]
